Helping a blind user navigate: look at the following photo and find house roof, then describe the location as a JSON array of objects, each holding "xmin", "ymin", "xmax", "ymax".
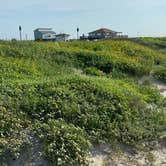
[
  {"xmin": 34, "ymin": 28, "xmax": 56, "ymax": 34},
  {"xmin": 34, "ymin": 28, "xmax": 52, "ymax": 31},
  {"xmin": 88, "ymin": 28, "xmax": 117, "ymax": 34}
]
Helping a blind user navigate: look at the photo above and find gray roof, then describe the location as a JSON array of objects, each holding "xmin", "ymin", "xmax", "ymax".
[
  {"xmin": 34, "ymin": 28, "xmax": 56, "ymax": 34},
  {"xmin": 34, "ymin": 28, "xmax": 52, "ymax": 31}
]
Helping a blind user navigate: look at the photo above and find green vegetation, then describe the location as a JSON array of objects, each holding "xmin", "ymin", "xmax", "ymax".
[
  {"xmin": 35, "ymin": 120, "xmax": 90, "ymax": 165},
  {"xmin": 134, "ymin": 37, "xmax": 166, "ymax": 52},
  {"xmin": 153, "ymin": 65, "xmax": 166, "ymax": 83},
  {"xmin": 84, "ymin": 67, "xmax": 104, "ymax": 76},
  {"xmin": 146, "ymin": 152, "xmax": 155, "ymax": 164},
  {"xmin": 0, "ymin": 39, "xmax": 166, "ymax": 165}
]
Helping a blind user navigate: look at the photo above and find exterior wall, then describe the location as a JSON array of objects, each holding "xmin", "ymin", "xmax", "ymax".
[
  {"xmin": 34, "ymin": 29, "xmax": 56, "ymax": 41},
  {"xmin": 42, "ymin": 33, "xmax": 56, "ymax": 40},
  {"xmin": 34, "ymin": 31, "xmax": 42, "ymax": 40},
  {"xmin": 56, "ymin": 36, "xmax": 69, "ymax": 42},
  {"xmin": 89, "ymin": 32, "xmax": 117, "ymax": 39},
  {"xmin": 56, "ymin": 36, "xmax": 64, "ymax": 41}
]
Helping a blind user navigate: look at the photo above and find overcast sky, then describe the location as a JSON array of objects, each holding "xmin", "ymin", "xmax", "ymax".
[{"xmin": 0, "ymin": 0, "xmax": 166, "ymax": 40}]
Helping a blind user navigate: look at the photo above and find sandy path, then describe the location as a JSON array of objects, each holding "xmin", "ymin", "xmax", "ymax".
[{"xmin": 89, "ymin": 139, "xmax": 166, "ymax": 166}]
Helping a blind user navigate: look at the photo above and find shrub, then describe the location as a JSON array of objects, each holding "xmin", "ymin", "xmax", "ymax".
[
  {"xmin": 153, "ymin": 65, "xmax": 166, "ymax": 83},
  {"xmin": 34, "ymin": 120, "xmax": 90, "ymax": 166},
  {"xmin": 0, "ymin": 40, "xmax": 166, "ymax": 165},
  {"xmin": 84, "ymin": 67, "xmax": 104, "ymax": 76},
  {"xmin": 0, "ymin": 106, "xmax": 30, "ymax": 164}
]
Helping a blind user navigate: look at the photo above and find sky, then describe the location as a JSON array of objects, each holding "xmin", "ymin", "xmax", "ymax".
[{"xmin": 0, "ymin": 0, "xmax": 166, "ymax": 40}]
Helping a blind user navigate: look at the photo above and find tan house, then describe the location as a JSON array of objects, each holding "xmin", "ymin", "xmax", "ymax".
[{"xmin": 88, "ymin": 28, "xmax": 123, "ymax": 40}]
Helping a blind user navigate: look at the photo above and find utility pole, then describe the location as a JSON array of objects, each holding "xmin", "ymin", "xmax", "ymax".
[
  {"xmin": 77, "ymin": 27, "xmax": 79, "ymax": 40},
  {"xmin": 19, "ymin": 26, "xmax": 22, "ymax": 41},
  {"xmin": 25, "ymin": 34, "xmax": 28, "ymax": 40}
]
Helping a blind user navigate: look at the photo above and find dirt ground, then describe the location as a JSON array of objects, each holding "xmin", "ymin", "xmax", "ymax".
[{"xmin": 89, "ymin": 138, "xmax": 166, "ymax": 166}]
